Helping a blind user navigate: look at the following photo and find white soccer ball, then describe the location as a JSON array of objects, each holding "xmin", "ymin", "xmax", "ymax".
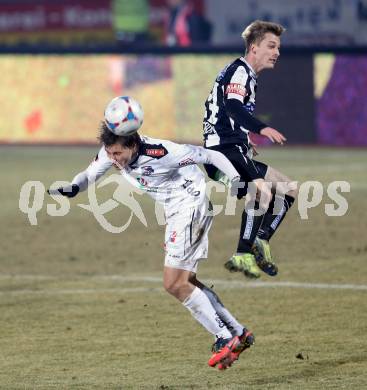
[{"xmin": 104, "ymin": 96, "xmax": 144, "ymax": 136}]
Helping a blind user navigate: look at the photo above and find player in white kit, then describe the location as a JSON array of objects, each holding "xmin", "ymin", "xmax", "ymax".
[{"xmin": 49, "ymin": 122, "xmax": 255, "ymax": 369}]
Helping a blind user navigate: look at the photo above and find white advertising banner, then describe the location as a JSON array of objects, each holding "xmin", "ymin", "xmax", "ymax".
[{"xmin": 206, "ymin": 0, "xmax": 367, "ymax": 46}]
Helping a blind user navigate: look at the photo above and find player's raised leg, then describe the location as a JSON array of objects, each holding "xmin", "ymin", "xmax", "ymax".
[
  {"xmin": 253, "ymin": 167, "xmax": 297, "ymax": 275},
  {"xmin": 225, "ymin": 178, "xmax": 272, "ymax": 279}
]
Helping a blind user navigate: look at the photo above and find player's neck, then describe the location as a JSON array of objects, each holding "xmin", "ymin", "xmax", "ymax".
[{"xmin": 244, "ymin": 54, "xmax": 262, "ymax": 75}]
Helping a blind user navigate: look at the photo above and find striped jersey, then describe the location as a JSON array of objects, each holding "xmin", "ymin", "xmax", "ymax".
[{"xmin": 203, "ymin": 57, "xmax": 258, "ymax": 147}]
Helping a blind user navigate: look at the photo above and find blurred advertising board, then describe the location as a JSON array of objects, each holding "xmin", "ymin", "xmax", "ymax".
[
  {"xmin": 0, "ymin": 0, "xmax": 205, "ymax": 47},
  {"xmin": 206, "ymin": 0, "xmax": 367, "ymax": 46},
  {"xmin": 0, "ymin": 1, "xmax": 114, "ymax": 45},
  {"xmin": 0, "ymin": 54, "xmax": 365, "ymax": 145}
]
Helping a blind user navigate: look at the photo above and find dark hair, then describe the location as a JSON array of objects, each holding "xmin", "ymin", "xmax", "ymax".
[
  {"xmin": 98, "ymin": 121, "xmax": 141, "ymax": 149},
  {"xmin": 242, "ymin": 20, "xmax": 285, "ymax": 52}
]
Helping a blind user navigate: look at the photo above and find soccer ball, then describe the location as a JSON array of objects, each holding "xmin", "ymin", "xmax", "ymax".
[{"xmin": 104, "ymin": 96, "xmax": 144, "ymax": 136}]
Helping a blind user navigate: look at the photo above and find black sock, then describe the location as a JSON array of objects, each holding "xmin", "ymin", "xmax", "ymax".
[
  {"xmin": 257, "ymin": 194, "xmax": 295, "ymax": 241},
  {"xmin": 237, "ymin": 201, "xmax": 264, "ymax": 253}
]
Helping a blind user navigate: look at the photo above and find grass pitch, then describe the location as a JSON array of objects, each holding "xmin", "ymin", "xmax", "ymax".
[{"xmin": 0, "ymin": 146, "xmax": 366, "ymax": 389}]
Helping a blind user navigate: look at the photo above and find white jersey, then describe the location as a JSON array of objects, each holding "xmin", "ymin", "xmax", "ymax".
[{"xmin": 72, "ymin": 136, "xmax": 239, "ymax": 212}]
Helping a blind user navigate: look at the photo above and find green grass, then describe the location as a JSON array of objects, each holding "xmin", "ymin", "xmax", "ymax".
[{"xmin": 0, "ymin": 146, "xmax": 366, "ymax": 389}]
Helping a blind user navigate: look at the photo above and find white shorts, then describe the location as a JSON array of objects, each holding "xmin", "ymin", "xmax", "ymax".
[{"xmin": 164, "ymin": 199, "xmax": 213, "ymax": 273}]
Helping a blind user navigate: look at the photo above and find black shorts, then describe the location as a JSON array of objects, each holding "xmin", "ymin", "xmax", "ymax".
[{"xmin": 204, "ymin": 143, "xmax": 268, "ymax": 197}]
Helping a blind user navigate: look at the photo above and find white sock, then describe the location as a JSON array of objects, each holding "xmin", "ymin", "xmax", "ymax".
[
  {"xmin": 202, "ymin": 286, "xmax": 244, "ymax": 336},
  {"xmin": 182, "ymin": 287, "xmax": 232, "ymax": 339}
]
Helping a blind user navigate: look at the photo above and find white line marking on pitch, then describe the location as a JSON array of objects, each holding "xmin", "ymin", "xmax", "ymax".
[
  {"xmin": 0, "ymin": 275, "xmax": 367, "ymax": 296},
  {"xmin": 0, "ymin": 287, "xmax": 161, "ymax": 296}
]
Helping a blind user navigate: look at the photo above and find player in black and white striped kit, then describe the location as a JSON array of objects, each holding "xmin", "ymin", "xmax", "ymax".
[{"xmin": 203, "ymin": 20, "xmax": 298, "ymax": 278}]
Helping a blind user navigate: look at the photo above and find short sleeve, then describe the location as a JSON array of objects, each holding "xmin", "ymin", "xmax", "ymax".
[
  {"xmin": 225, "ymin": 66, "xmax": 249, "ymax": 103},
  {"xmin": 163, "ymin": 142, "xmax": 210, "ymax": 168},
  {"xmin": 85, "ymin": 146, "xmax": 113, "ymax": 181}
]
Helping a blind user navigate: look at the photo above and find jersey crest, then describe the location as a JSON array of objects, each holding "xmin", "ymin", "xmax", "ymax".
[{"xmin": 141, "ymin": 144, "xmax": 168, "ymax": 159}]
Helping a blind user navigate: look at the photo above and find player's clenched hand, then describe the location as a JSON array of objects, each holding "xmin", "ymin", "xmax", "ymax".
[
  {"xmin": 260, "ymin": 127, "xmax": 287, "ymax": 144},
  {"xmin": 47, "ymin": 184, "xmax": 80, "ymax": 198}
]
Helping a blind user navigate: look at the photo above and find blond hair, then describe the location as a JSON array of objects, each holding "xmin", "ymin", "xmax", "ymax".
[{"xmin": 242, "ymin": 20, "xmax": 285, "ymax": 52}]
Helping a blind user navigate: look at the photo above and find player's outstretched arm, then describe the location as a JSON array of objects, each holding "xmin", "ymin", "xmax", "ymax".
[
  {"xmin": 225, "ymin": 98, "xmax": 267, "ymax": 134},
  {"xmin": 259, "ymin": 127, "xmax": 287, "ymax": 144},
  {"xmin": 47, "ymin": 184, "xmax": 80, "ymax": 198},
  {"xmin": 47, "ymin": 171, "xmax": 89, "ymax": 198},
  {"xmin": 47, "ymin": 168, "xmax": 107, "ymax": 197},
  {"xmin": 204, "ymin": 149, "xmax": 243, "ymax": 196},
  {"xmin": 167, "ymin": 143, "xmax": 242, "ymax": 196},
  {"xmin": 204, "ymin": 149, "xmax": 239, "ymax": 182},
  {"xmin": 225, "ymin": 99, "xmax": 286, "ymax": 145},
  {"xmin": 47, "ymin": 148, "xmax": 113, "ymax": 197}
]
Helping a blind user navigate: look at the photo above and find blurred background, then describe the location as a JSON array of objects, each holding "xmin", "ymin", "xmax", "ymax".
[{"xmin": 0, "ymin": 0, "xmax": 366, "ymax": 145}]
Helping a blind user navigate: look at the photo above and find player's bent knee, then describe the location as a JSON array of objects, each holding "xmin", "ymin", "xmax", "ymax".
[
  {"xmin": 275, "ymin": 177, "xmax": 298, "ymax": 200},
  {"xmin": 289, "ymin": 182, "xmax": 298, "ymax": 198},
  {"xmin": 164, "ymin": 280, "xmax": 195, "ymax": 302},
  {"xmin": 163, "ymin": 279, "xmax": 175, "ymax": 295},
  {"xmin": 285, "ymin": 180, "xmax": 298, "ymax": 199},
  {"xmin": 258, "ymin": 188, "xmax": 272, "ymax": 211},
  {"xmin": 163, "ymin": 280, "xmax": 184, "ymax": 297}
]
